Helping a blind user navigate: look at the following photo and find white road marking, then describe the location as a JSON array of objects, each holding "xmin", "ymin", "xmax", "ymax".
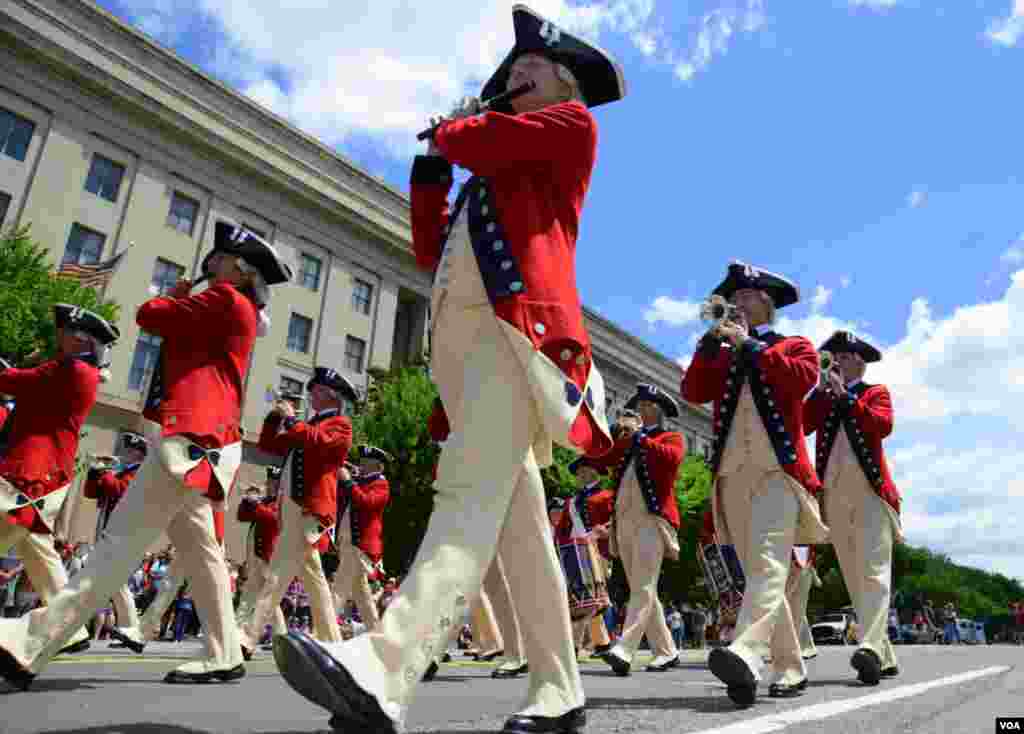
[{"xmin": 691, "ymin": 666, "xmax": 1010, "ymax": 734}]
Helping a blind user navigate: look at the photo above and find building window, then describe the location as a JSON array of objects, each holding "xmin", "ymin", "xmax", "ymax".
[
  {"xmin": 0, "ymin": 108, "xmax": 35, "ymax": 162},
  {"xmin": 345, "ymin": 336, "xmax": 366, "ymax": 373},
  {"xmin": 0, "ymin": 192, "xmax": 10, "ymax": 228},
  {"xmin": 150, "ymin": 258, "xmax": 185, "ymax": 296},
  {"xmin": 128, "ymin": 331, "xmax": 163, "ymax": 390},
  {"xmin": 352, "ymin": 279, "xmax": 373, "ymax": 315},
  {"xmin": 166, "ymin": 192, "xmax": 199, "ymax": 235},
  {"xmin": 63, "ymin": 224, "xmax": 106, "ymax": 266},
  {"xmin": 286, "ymin": 314, "xmax": 313, "ymax": 353},
  {"xmin": 84, "ymin": 154, "xmax": 126, "ymax": 203},
  {"xmin": 299, "ymin": 253, "xmax": 322, "ymax": 291}
]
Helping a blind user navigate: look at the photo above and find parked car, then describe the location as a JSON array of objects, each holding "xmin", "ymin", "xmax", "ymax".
[
  {"xmin": 975, "ymin": 621, "xmax": 988, "ymax": 645},
  {"xmin": 812, "ymin": 613, "xmax": 855, "ymax": 645},
  {"xmin": 955, "ymin": 618, "xmax": 976, "ymax": 644},
  {"xmin": 900, "ymin": 622, "xmax": 941, "ymax": 644}
]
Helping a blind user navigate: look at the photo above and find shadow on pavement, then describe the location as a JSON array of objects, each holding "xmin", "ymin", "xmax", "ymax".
[
  {"xmin": 37, "ymin": 728, "xmax": 338, "ymax": 734},
  {"xmin": 587, "ymin": 695, "xmax": 772, "ymax": 713}
]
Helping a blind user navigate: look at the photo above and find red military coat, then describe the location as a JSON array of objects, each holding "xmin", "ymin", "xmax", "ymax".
[
  {"xmin": 411, "ymin": 101, "xmax": 611, "ymax": 458},
  {"xmin": 137, "ymin": 282, "xmax": 256, "ymax": 449},
  {"xmin": 258, "ymin": 410, "xmax": 351, "ymax": 522},
  {"xmin": 84, "ymin": 464, "xmax": 139, "ymax": 531},
  {"xmin": 592, "ymin": 429, "xmax": 684, "ymax": 529},
  {"xmin": 682, "ymin": 332, "xmax": 821, "ymax": 496},
  {"xmin": 555, "ymin": 483, "xmax": 616, "ymax": 557},
  {"xmin": 0, "ymin": 357, "xmax": 99, "ymax": 532},
  {"xmin": 0, "ymin": 401, "xmax": 11, "ymax": 431},
  {"xmin": 804, "ymin": 382, "xmax": 901, "ymax": 513},
  {"xmin": 237, "ymin": 497, "xmax": 281, "ymax": 563},
  {"xmin": 338, "ymin": 474, "xmax": 389, "ymax": 562}
]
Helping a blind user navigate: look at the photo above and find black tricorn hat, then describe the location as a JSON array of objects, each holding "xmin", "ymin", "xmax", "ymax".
[
  {"xmin": 266, "ymin": 465, "xmax": 282, "ymax": 481},
  {"xmin": 624, "ymin": 383, "xmax": 679, "ymax": 419},
  {"xmin": 820, "ymin": 331, "xmax": 881, "ymax": 363},
  {"xmin": 712, "ymin": 261, "xmax": 799, "ymax": 309},
  {"xmin": 547, "ymin": 496, "xmax": 566, "ymax": 512},
  {"xmin": 480, "ymin": 5, "xmax": 627, "ymax": 112},
  {"xmin": 54, "ymin": 304, "xmax": 120, "ymax": 345},
  {"xmin": 307, "ymin": 367, "xmax": 360, "ymax": 404},
  {"xmin": 568, "ymin": 456, "xmax": 607, "ymax": 476},
  {"xmin": 120, "ymin": 431, "xmax": 147, "ymax": 454},
  {"xmin": 201, "ymin": 221, "xmax": 293, "ymax": 286},
  {"xmin": 357, "ymin": 445, "xmax": 393, "ymax": 464}
]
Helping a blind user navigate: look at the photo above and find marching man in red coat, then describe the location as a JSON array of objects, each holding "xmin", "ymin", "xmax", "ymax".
[
  {"xmin": 237, "ymin": 367, "xmax": 355, "ymax": 656},
  {"xmin": 592, "ymin": 387, "xmax": 684, "ymax": 675},
  {"xmin": 235, "ymin": 474, "xmax": 287, "ymax": 645},
  {"xmin": 0, "ymin": 222, "xmax": 291, "ymax": 689},
  {"xmin": 272, "ymin": 8, "xmax": 625, "ymax": 733},
  {"xmin": 331, "ymin": 445, "xmax": 391, "ymax": 633},
  {"xmin": 0, "ymin": 305, "xmax": 118, "ymax": 658},
  {"xmin": 84, "ymin": 431, "xmax": 147, "ymax": 650},
  {"xmin": 682, "ymin": 262, "xmax": 828, "ymax": 705},
  {"xmin": 804, "ymin": 331, "xmax": 901, "ymax": 685}
]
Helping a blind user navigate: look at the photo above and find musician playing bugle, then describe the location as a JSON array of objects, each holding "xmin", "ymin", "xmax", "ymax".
[
  {"xmin": 804, "ymin": 331, "xmax": 902, "ymax": 686},
  {"xmin": 681, "ymin": 262, "xmax": 828, "ymax": 706},
  {"xmin": 271, "ymin": 8, "xmax": 625, "ymax": 733},
  {"xmin": 0, "ymin": 222, "xmax": 292, "ymax": 691}
]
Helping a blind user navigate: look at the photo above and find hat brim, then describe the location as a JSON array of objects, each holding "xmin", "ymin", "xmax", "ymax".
[
  {"xmin": 480, "ymin": 5, "xmax": 627, "ymax": 111},
  {"xmin": 712, "ymin": 272, "xmax": 799, "ymax": 309},
  {"xmin": 624, "ymin": 393, "xmax": 679, "ymax": 419},
  {"xmin": 820, "ymin": 333, "xmax": 882, "ymax": 363},
  {"xmin": 203, "ymin": 221, "xmax": 293, "ymax": 286},
  {"xmin": 54, "ymin": 304, "xmax": 120, "ymax": 344}
]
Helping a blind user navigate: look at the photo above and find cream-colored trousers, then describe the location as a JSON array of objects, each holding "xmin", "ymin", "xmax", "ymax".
[
  {"xmin": 614, "ymin": 512, "xmax": 677, "ymax": 662},
  {"xmin": 484, "ymin": 552, "xmax": 525, "ymax": 664},
  {"xmin": 0, "ymin": 450, "xmax": 242, "ymax": 674},
  {"xmin": 787, "ymin": 565, "xmax": 817, "ymax": 659},
  {"xmin": 111, "ymin": 583, "xmax": 139, "ymax": 630},
  {"xmin": 331, "ymin": 542, "xmax": 380, "ymax": 632},
  {"xmin": 137, "ymin": 560, "xmax": 181, "ymax": 641},
  {"xmin": 825, "ymin": 461, "xmax": 897, "ymax": 671},
  {"xmin": 719, "ymin": 469, "xmax": 804, "ymax": 686},
  {"xmin": 235, "ymin": 557, "xmax": 288, "ymax": 638},
  {"xmin": 316, "ymin": 300, "xmax": 581, "ymax": 723},
  {"xmin": 238, "ymin": 497, "xmax": 340, "ymax": 650}
]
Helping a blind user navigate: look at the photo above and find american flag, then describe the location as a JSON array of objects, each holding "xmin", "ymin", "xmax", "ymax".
[{"xmin": 55, "ymin": 245, "xmax": 132, "ymax": 290}]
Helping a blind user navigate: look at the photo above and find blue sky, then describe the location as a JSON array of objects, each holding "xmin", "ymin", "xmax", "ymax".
[{"xmin": 96, "ymin": 0, "xmax": 1024, "ymax": 582}]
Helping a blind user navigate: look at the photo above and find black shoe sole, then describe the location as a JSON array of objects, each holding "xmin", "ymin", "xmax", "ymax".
[
  {"xmin": 501, "ymin": 707, "xmax": 586, "ymax": 733},
  {"xmin": 0, "ymin": 646, "xmax": 35, "ymax": 692},
  {"xmin": 422, "ymin": 660, "xmax": 439, "ymax": 682},
  {"xmin": 601, "ymin": 653, "xmax": 631, "ymax": 676},
  {"xmin": 57, "ymin": 639, "xmax": 92, "ymax": 656},
  {"xmin": 241, "ymin": 646, "xmax": 253, "ymax": 662},
  {"xmin": 273, "ymin": 633, "xmax": 396, "ymax": 734},
  {"xmin": 107, "ymin": 629, "xmax": 145, "ymax": 655},
  {"xmin": 880, "ymin": 667, "xmax": 899, "ymax": 678},
  {"xmin": 769, "ymin": 679, "xmax": 807, "ymax": 698},
  {"xmin": 645, "ymin": 657, "xmax": 680, "ymax": 672},
  {"xmin": 851, "ymin": 649, "xmax": 882, "ymax": 686},
  {"xmin": 163, "ymin": 664, "xmax": 245, "ymax": 684},
  {"xmin": 492, "ymin": 665, "xmax": 529, "ymax": 679},
  {"xmin": 709, "ymin": 648, "xmax": 757, "ymax": 706}
]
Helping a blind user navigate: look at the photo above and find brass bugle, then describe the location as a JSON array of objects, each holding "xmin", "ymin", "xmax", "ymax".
[{"xmin": 700, "ymin": 294, "xmax": 741, "ymax": 329}]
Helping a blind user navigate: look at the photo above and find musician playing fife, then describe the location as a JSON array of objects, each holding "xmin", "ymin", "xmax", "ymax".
[
  {"xmin": 592, "ymin": 387, "xmax": 684, "ymax": 675},
  {"xmin": 271, "ymin": 7, "xmax": 624, "ymax": 733},
  {"xmin": 681, "ymin": 262, "xmax": 828, "ymax": 705},
  {"xmin": 804, "ymin": 331, "xmax": 901, "ymax": 685},
  {"xmin": 237, "ymin": 367, "xmax": 356, "ymax": 657},
  {"xmin": 235, "ymin": 476, "xmax": 287, "ymax": 645},
  {"xmin": 0, "ymin": 306, "xmax": 119, "ymax": 659},
  {"xmin": 84, "ymin": 432, "xmax": 148, "ymax": 651},
  {"xmin": 0, "ymin": 221, "xmax": 291, "ymax": 689}
]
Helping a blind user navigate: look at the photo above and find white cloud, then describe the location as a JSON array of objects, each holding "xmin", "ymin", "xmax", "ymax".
[
  {"xmin": 848, "ymin": 0, "xmax": 901, "ymax": 9},
  {"xmin": 1001, "ymin": 239, "xmax": 1024, "ymax": 263},
  {"xmin": 907, "ymin": 189, "xmax": 927, "ymax": 208},
  {"xmin": 673, "ymin": 0, "xmax": 766, "ymax": 81},
  {"xmin": 118, "ymin": 0, "xmax": 682, "ymax": 158},
  {"xmin": 643, "ymin": 295, "xmax": 702, "ymax": 328},
  {"xmin": 810, "ymin": 284, "xmax": 832, "ymax": 312},
  {"xmin": 986, "ymin": 0, "xmax": 1024, "ymax": 47}
]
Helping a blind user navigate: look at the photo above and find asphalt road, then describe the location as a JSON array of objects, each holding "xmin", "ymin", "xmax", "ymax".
[{"xmin": 1, "ymin": 640, "xmax": 1021, "ymax": 734}]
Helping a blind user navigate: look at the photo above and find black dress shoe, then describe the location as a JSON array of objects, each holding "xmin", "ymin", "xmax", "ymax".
[
  {"xmin": 708, "ymin": 648, "xmax": 757, "ymax": 707},
  {"xmin": 163, "ymin": 664, "xmax": 246, "ymax": 684},
  {"xmin": 0, "ymin": 647, "xmax": 35, "ymax": 691},
  {"xmin": 880, "ymin": 666, "xmax": 899, "ymax": 678},
  {"xmin": 108, "ymin": 628, "xmax": 144, "ymax": 655},
  {"xmin": 645, "ymin": 655, "xmax": 680, "ymax": 672},
  {"xmin": 591, "ymin": 643, "xmax": 612, "ymax": 657},
  {"xmin": 241, "ymin": 645, "xmax": 253, "ymax": 662},
  {"xmin": 769, "ymin": 679, "xmax": 807, "ymax": 698},
  {"xmin": 58, "ymin": 639, "xmax": 92, "ymax": 655},
  {"xmin": 851, "ymin": 648, "xmax": 882, "ymax": 686},
  {"xmin": 422, "ymin": 660, "xmax": 439, "ymax": 681},
  {"xmin": 502, "ymin": 707, "xmax": 586, "ymax": 733},
  {"xmin": 601, "ymin": 651, "xmax": 631, "ymax": 676},
  {"xmin": 273, "ymin": 632, "xmax": 397, "ymax": 734},
  {"xmin": 492, "ymin": 663, "xmax": 529, "ymax": 679},
  {"xmin": 440, "ymin": 651, "xmax": 452, "ymax": 663},
  {"xmin": 478, "ymin": 648, "xmax": 504, "ymax": 662}
]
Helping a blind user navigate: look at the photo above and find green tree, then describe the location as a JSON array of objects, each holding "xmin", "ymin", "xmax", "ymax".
[{"xmin": 0, "ymin": 225, "xmax": 120, "ymax": 363}]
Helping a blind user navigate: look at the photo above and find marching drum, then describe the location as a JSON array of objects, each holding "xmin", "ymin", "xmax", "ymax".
[
  {"xmin": 558, "ymin": 535, "xmax": 609, "ymax": 620},
  {"xmin": 699, "ymin": 541, "xmax": 746, "ymax": 613}
]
